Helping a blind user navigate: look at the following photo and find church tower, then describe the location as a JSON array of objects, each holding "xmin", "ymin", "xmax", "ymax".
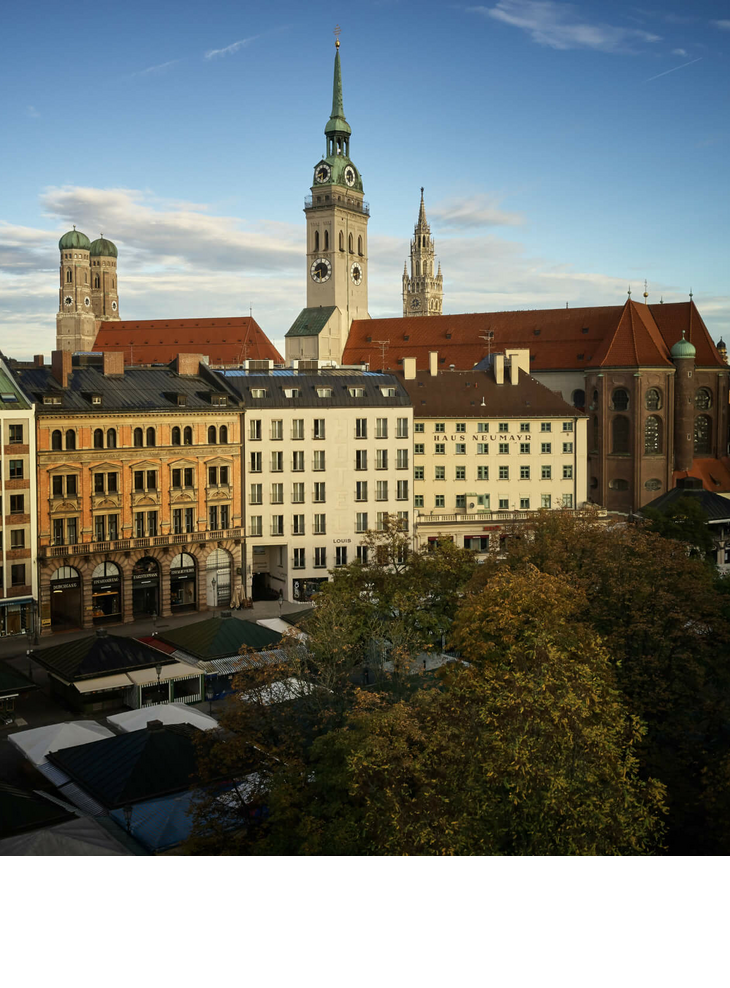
[
  {"xmin": 286, "ymin": 36, "xmax": 370, "ymax": 366},
  {"xmin": 89, "ymin": 235, "xmax": 120, "ymax": 321},
  {"xmin": 403, "ymin": 189, "xmax": 443, "ymax": 316},
  {"xmin": 56, "ymin": 227, "xmax": 98, "ymax": 352}
]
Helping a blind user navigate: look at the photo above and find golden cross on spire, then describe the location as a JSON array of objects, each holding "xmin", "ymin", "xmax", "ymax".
[{"xmin": 334, "ymin": 24, "xmax": 341, "ymax": 48}]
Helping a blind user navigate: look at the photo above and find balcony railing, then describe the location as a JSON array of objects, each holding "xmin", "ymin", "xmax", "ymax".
[
  {"xmin": 415, "ymin": 508, "xmax": 607, "ymax": 525},
  {"xmin": 40, "ymin": 528, "xmax": 243, "ymax": 558},
  {"xmin": 304, "ymin": 195, "xmax": 370, "ymax": 216}
]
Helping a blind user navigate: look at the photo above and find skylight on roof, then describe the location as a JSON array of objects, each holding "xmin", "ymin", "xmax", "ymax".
[{"xmin": 1, "ymin": 393, "xmax": 18, "ymax": 402}]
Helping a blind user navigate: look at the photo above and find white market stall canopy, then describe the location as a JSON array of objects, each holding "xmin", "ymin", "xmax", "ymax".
[
  {"xmin": 8, "ymin": 721, "xmax": 114, "ymax": 767},
  {"xmin": 107, "ymin": 702, "xmax": 218, "ymax": 734},
  {"xmin": 256, "ymin": 618, "xmax": 308, "ymax": 640}
]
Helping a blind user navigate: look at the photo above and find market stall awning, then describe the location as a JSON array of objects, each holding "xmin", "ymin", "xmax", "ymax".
[
  {"xmin": 126, "ymin": 661, "xmax": 201, "ymax": 686},
  {"xmin": 75, "ymin": 674, "xmax": 133, "ymax": 694}
]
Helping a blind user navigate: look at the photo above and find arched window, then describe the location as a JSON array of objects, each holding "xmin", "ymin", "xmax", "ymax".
[
  {"xmin": 133, "ymin": 428, "xmax": 143, "ymax": 447},
  {"xmin": 51, "ymin": 430, "xmax": 62, "ymax": 450},
  {"xmin": 219, "ymin": 425, "xmax": 228, "ymax": 444},
  {"xmin": 572, "ymin": 389, "xmax": 585, "ymax": 408},
  {"xmin": 314, "ymin": 230, "xmax": 319, "ymax": 252},
  {"xmin": 92, "ymin": 561, "xmax": 120, "ymax": 579},
  {"xmin": 348, "ymin": 233, "xmax": 353, "ymax": 253},
  {"xmin": 695, "ymin": 388, "xmax": 712, "ymax": 410},
  {"xmin": 592, "ymin": 415, "xmax": 599, "ymax": 451},
  {"xmin": 694, "ymin": 415, "xmax": 711, "ymax": 455},
  {"xmin": 609, "ymin": 478, "xmax": 629, "ymax": 491},
  {"xmin": 171, "ymin": 427, "xmax": 181, "ymax": 446},
  {"xmin": 183, "ymin": 426, "xmax": 193, "ymax": 445},
  {"xmin": 66, "ymin": 269, "xmax": 72, "ymax": 283},
  {"xmin": 644, "ymin": 415, "xmax": 663, "ymax": 454},
  {"xmin": 645, "ymin": 388, "xmax": 662, "ymax": 410},
  {"xmin": 65, "ymin": 430, "xmax": 76, "ymax": 451},
  {"xmin": 339, "ymin": 231, "xmax": 344, "ymax": 251},
  {"xmin": 94, "ymin": 275, "xmax": 100, "ymax": 289},
  {"xmin": 146, "ymin": 427, "xmax": 156, "ymax": 447},
  {"xmin": 93, "ymin": 428, "xmax": 104, "ymax": 449},
  {"xmin": 612, "ymin": 388, "xmax": 629, "ymax": 411},
  {"xmin": 612, "ymin": 415, "xmax": 630, "ymax": 454},
  {"xmin": 415, "ymin": 261, "xmax": 420, "ymax": 277},
  {"xmin": 324, "ymin": 229, "xmax": 329, "ymax": 251},
  {"xmin": 107, "ymin": 429, "xmax": 116, "ymax": 449},
  {"xmin": 208, "ymin": 426, "xmax": 217, "ymax": 444},
  {"xmin": 358, "ymin": 235, "xmax": 363, "ymax": 256}
]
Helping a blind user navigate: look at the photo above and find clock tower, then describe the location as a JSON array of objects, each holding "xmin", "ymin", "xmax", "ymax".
[
  {"xmin": 286, "ymin": 36, "xmax": 370, "ymax": 366},
  {"xmin": 403, "ymin": 189, "xmax": 443, "ymax": 317},
  {"xmin": 56, "ymin": 227, "xmax": 98, "ymax": 353}
]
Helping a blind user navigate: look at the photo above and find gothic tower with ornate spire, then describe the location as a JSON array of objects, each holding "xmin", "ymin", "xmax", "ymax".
[
  {"xmin": 56, "ymin": 227, "xmax": 98, "ymax": 352},
  {"xmin": 285, "ymin": 33, "xmax": 370, "ymax": 366},
  {"xmin": 403, "ymin": 189, "xmax": 443, "ymax": 316}
]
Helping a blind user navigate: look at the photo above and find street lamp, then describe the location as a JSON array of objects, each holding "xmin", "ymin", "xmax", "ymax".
[
  {"xmin": 205, "ymin": 683, "xmax": 214, "ymax": 716},
  {"xmin": 155, "ymin": 662, "xmax": 164, "ymax": 703}
]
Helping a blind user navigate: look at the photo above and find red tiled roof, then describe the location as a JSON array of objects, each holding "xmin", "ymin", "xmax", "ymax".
[
  {"xmin": 343, "ymin": 300, "xmax": 724, "ymax": 372},
  {"xmin": 673, "ymin": 457, "xmax": 730, "ymax": 494},
  {"xmin": 93, "ymin": 316, "xmax": 282, "ymax": 366}
]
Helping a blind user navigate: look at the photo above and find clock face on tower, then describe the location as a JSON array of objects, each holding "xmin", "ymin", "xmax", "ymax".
[
  {"xmin": 410, "ymin": 297, "xmax": 421, "ymax": 310},
  {"xmin": 350, "ymin": 262, "xmax": 363, "ymax": 286},
  {"xmin": 310, "ymin": 257, "xmax": 332, "ymax": 283},
  {"xmin": 344, "ymin": 166, "xmax": 356, "ymax": 187},
  {"xmin": 315, "ymin": 163, "xmax": 331, "ymax": 184},
  {"xmin": 64, "ymin": 296, "xmax": 73, "ymax": 307}
]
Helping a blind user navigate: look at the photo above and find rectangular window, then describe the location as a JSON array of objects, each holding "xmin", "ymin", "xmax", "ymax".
[
  {"xmin": 335, "ymin": 546, "xmax": 348, "ymax": 567},
  {"xmin": 356, "ymin": 545, "xmax": 369, "ymax": 565},
  {"xmin": 292, "ymin": 482, "xmax": 305, "ymax": 503},
  {"xmin": 314, "ymin": 547, "xmax": 327, "ymax": 568},
  {"xmin": 107, "ymin": 473, "xmax": 118, "ymax": 493},
  {"xmin": 108, "ymin": 515, "xmax": 119, "ymax": 541},
  {"xmin": 208, "ymin": 466, "xmax": 218, "ymax": 486},
  {"xmin": 292, "ymin": 419, "xmax": 304, "ymax": 440},
  {"xmin": 313, "ymin": 482, "xmax": 325, "ymax": 503},
  {"xmin": 94, "ymin": 517, "xmax": 105, "ymax": 542},
  {"xmin": 251, "ymin": 389, "xmax": 267, "ymax": 399},
  {"xmin": 271, "ymin": 451, "xmax": 284, "ymax": 472},
  {"xmin": 293, "ymin": 547, "xmax": 305, "ymax": 569},
  {"xmin": 455, "ymin": 423, "xmax": 466, "ymax": 433},
  {"xmin": 563, "ymin": 442, "xmax": 573, "ymax": 454},
  {"xmin": 520, "ymin": 465, "xmax": 530, "ymax": 480},
  {"xmin": 435, "ymin": 495, "xmax": 445, "ymax": 508},
  {"xmin": 356, "ymin": 450, "xmax": 368, "ymax": 471},
  {"xmin": 134, "ymin": 471, "xmax": 144, "ymax": 492},
  {"xmin": 397, "ymin": 480, "xmax": 408, "ymax": 500},
  {"xmin": 541, "ymin": 423, "xmax": 552, "ymax": 433},
  {"xmin": 10, "ymin": 529, "xmax": 25, "ymax": 549},
  {"xmin": 435, "ymin": 466, "xmax": 445, "ymax": 481},
  {"xmin": 414, "ymin": 466, "xmax": 424, "ymax": 481},
  {"xmin": 498, "ymin": 422, "xmax": 508, "ymax": 432},
  {"xmin": 477, "ymin": 466, "xmax": 489, "ymax": 481},
  {"xmin": 271, "ymin": 484, "xmax": 284, "ymax": 504},
  {"xmin": 414, "ymin": 443, "xmax": 425, "ymax": 455},
  {"xmin": 520, "ymin": 422, "xmax": 530, "ymax": 432},
  {"xmin": 541, "ymin": 494, "xmax": 552, "ymax": 508},
  {"xmin": 563, "ymin": 494, "xmax": 574, "ymax": 508},
  {"xmin": 376, "ymin": 450, "xmax": 388, "ymax": 470},
  {"xmin": 94, "ymin": 474, "xmax": 106, "ymax": 495},
  {"xmin": 455, "ymin": 466, "xmax": 466, "ymax": 481},
  {"xmin": 414, "ymin": 495, "xmax": 424, "ymax": 508},
  {"xmin": 313, "ymin": 419, "xmax": 326, "ymax": 440},
  {"xmin": 397, "ymin": 511, "xmax": 409, "ymax": 532},
  {"xmin": 172, "ymin": 469, "xmax": 182, "ymax": 488},
  {"xmin": 376, "ymin": 418, "xmax": 388, "ymax": 439},
  {"xmin": 434, "ymin": 423, "xmax": 445, "ymax": 433},
  {"xmin": 9, "ymin": 494, "xmax": 24, "ymax": 513},
  {"xmin": 9, "ymin": 424, "xmax": 23, "ymax": 444},
  {"xmin": 520, "ymin": 498, "xmax": 530, "ymax": 510},
  {"xmin": 477, "ymin": 423, "xmax": 489, "ymax": 433},
  {"xmin": 542, "ymin": 466, "xmax": 552, "ymax": 480},
  {"xmin": 134, "ymin": 513, "xmax": 144, "ymax": 538},
  {"xmin": 313, "ymin": 450, "xmax": 326, "ymax": 471},
  {"xmin": 520, "ymin": 443, "xmax": 531, "ymax": 455},
  {"xmin": 499, "ymin": 442, "xmax": 509, "ymax": 454},
  {"xmin": 396, "ymin": 418, "xmax": 409, "ymax": 439},
  {"xmin": 499, "ymin": 466, "xmax": 509, "ymax": 480},
  {"xmin": 250, "ymin": 483, "xmax": 262, "ymax": 504},
  {"xmin": 563, "ymin": 421, "xmax": 574, "ymax": 432},
  {"xmin": 563, "ymin": 465, "xmax": 573, "ymax": 479},
  {"xmin": 250, "ymin": 451, "xmax": 262, "ymax": 473},
  {"xmin": 376, "ymin": 480, "xmax": 388, "ymax": 501},
  {"xmin": 355, "ymin": 480, "xmax": 368, "ymax": 501},
  {"xmin": 541, "ymin": 443, "xmax": 552, "ymax": 454},
  {"xmin": 173, "ymin": 508, "xmax": 182, "ymax": 534},
  {"xmin": 66, "ymin": 475, "xmax": 78, "ymax": 496},
  {"xmin": 9, "ymin": 460, "xmax": 23, "ymax": 479},
  {"xmin": 349, "ymin": 388, "xmax": 365, "ymax": 398},
  {"xmin": 355, "ymin": 419, "xmax": 367, "ymax": 439},
  {"xmin": 434, "ymin": 443, "xmax": 446, "ymax": 455},
  {"xmin": 455, "ymin": 494, "xmax": 466, "ymax": 509},
  {"xmin": 63, "ymin": 517, "xmax": 76, "ymax": 544},
  {"xmin": 271, "ymin": 515, "xmax": 284, "ymax": 536},
  {"xmin": 209, "ymin": 506, "xmax": 219, "ymax": 531},
  {"xmin": 292, "ymin": 450, "xmax": 304, "ymax": 472},
  {"xmin": 250, "ymin": 515, "xmax": 262, "ymax": 537},
  {"xmin": 499, "ymin": 498, "xmax": 509, "ymax": 510},
  {"xmin": 220, "ymin": 466, "xmax": 229, "ymax": 486},
  {"xmin": 11, "ymin": 564, "xmax": 26, "ymax": 587},
  {"xmin": 477, "ymin": 443, "xmax": 489, "ymax": 455},
  {"xmin": 313, "ymin": 513, "xmax": 326, "ymax": 534},
  {"xmin": 396, "ymin": 449, "xmax": 409, "ymax": 470},
  {"xmin": 292, "ymin": 514, "xmax": 305, "ymax": 535},
  {"xmin": 356, "ymin": 512, "xmax": 369, "ymax": 533},
  {"xmin": 147, "ymin": 470, "xmax": 157, "ymax": 490},
  {"xmin": 184, "ymin": 467, "xmax": 194, "ymax": 487},
  {"xmin": 249, "ymin": 419, "xmax": 262, "ymax": 441},
  {"xmin": 414, "ymin": 422, "xmax": 424, "ymax": 433},
  {"xmin": 52, "ymin": 475, "xmax": 63, "ymax": 497},
  {"xmin": 376, "ymin": 512, "xmax": 388, "ymax": 531},
  {"xmin": 270, "ymin": 419, "xmax": 283, "ymax": 440},
  {"xmin": 455, "ymin": 443, "xmax": 466, "ymax": 455},
  {"xmin": 184, "ymin": 508, "xmax": 194, "ymax": 533}
]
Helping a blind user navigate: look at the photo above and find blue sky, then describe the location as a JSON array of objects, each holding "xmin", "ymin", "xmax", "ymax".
[{"xmin": 1, "ymin": 0, "xmax": 728, "ymax": 357}]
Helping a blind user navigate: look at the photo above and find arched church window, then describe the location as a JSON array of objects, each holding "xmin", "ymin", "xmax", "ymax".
[
  {"xmin": 65, "ymin": 430, "xmax": 76, "ymax": 451},
  {"xmin": 219, "ymin": 425, "xmax": 228, "ymax": 444},
  {"xmin": 93, "ymin": 429, "xmax": 104, "ymax": 449},
  {"xmin": 339, "ymin": 231, "xmax": 344, "ymax": 252},
  {"xmin": 208, "ymin": 426, "xmax": 217, "ymax": 444},
  {"xmin": 612, "ymin": 388, "xmax": 629, "ymax": 411},
  {"xmin": 94, "ymin": 275, "xmax": 100, "ymax": 289},
  {"xmin": 358, "ymin": 236, "xmax": 363, "ymax": 256},
  {"xmin": 612, "ymin": 415, "xmax": 630, "ymax": 454},
  {"xmin": 314, "ymin": 230, "xmax": 319, "ymax": 252},
  {"xmin": 324, "ymin": 230, "xmax": 329, "ymax": 251},
  {"xmin": 146, "ymin": 427, "xmax": 156, "ymax": 447},
  {"xmin": 645, "ymin": 388, "xmax": 662, "ymax": 411},
  {"xmin": 51, "ymin": 430, "xmax": 62, "ymax": 451},
  {"xmin": 66, "ymin": 269, "xmax": 72, "ymax": 283},
  {"xmin": 694, "ymin": 415, "xmax": 711, "ymax": 455},
  {"xmin": 171, "ymin": 427, "xmax": 181, "ymax": 446},
  {"xmin": 644, "ymin": 415, "xmax": 663, "ymax": 454},
  {"xmin": 107, "ymin": 429, "xmax": 116, "ymax": 449},
  {"xmin": 695, "ymin": 388, "xmax": 712, "ymax": 410},
  {"xmin": 183, "ymin": 427, "xmax": 193, "ymax": 445},
  {"xmin": 415, "ymin": 261, "xmax": 420, "ymax": 277},
  {"xmin": 348, "ymin": 233, "xmax": 353, "ymax": 253},
  {"xmin": 133, "ymin": 428, "xmax": 143, "ymax": 447},
  {"xmin": 572, "ymin": 389, "xmax": 585, "ymax": 408}
]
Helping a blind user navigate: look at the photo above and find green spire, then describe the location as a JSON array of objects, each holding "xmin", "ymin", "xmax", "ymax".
[{"xmin": 325, "ymin": 44, "xmax": 351, "ymax": 137}]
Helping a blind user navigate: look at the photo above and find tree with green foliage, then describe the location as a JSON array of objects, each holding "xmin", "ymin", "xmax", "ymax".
[{"xmin": 642, "ymin": 496, "xmax": 714, "ymax": 559}]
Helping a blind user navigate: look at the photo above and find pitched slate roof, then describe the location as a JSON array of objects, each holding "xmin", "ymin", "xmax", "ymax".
[
  {"xmin": 47, "ymin": 724, "xmax": 202, "ymax": 808},
  {"xmin": 639, "ymin": 485, "xmax": 730, "ymax": 523},
  {"xmin": 343, "ymin": 300, "xmax": 724, "ymax": 372},
  {"xmin": 31, "ymin": 633, "xmax": 176, "ymax": 683},
  {"xmin": 0, "ymin": 661, "xmax": 37, "ymax": 699},
  {"xmin": 0, "ymin": 784, "xmax": 75, "ymax": 838},
  {"xmin": 156, "ymin": 617, "xmax": 282, "ymax": 660},
  {"xmin": 93, "ymin": 316, "xmax": 282, "ymax": 366},
  {"xmin": 285, "ymin": 306, "xmax": 338, "ymax": 338},
  {"xmin": 217, "ymin": 368, "xmax": 410, "ymax": 408}
]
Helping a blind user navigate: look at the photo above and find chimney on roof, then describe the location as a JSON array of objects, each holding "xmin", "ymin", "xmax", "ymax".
[
  {"xmin": 174, "ymin": 353, "xmax": 204, "ymax": 376},
  {"xmin": 33, "ymin": 354, "xmax": 44, "ymax": 367},
  {"xmin": 494, "ymin": 353, "xmax": 505, "ymax": 385},
  {"xmin": 146, "ymin": 719, "xmax": 164, "ymax": 731},
  {"xmin": 428, "ymin": 351, "xmax": 438, "ymax": 377},
  {"xmin": 509, "ymin": 357, "xmax": 519, "ymax": 386},
  {"xmin": 102, "ymin": 351, "xmax": 124, "ymax": 377},
  {"xmin": 403, "ymin": 357, "xmax": 417, "ymax": 380},
  {"xmin": 51, "ymin": 350, "xmax": 72, "ymax": 388}
]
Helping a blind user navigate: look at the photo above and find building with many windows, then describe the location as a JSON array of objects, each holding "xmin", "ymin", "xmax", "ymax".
[
  {"xmin": 11, "ymin": 350, "xmax": 243, "ymax": 634},
  {"xmin": 219, "ymin": 364, "xmax": 412, "ymax": 601},
  {"xmin": 397, "ymin": 351, "xmax": 588, "ymax": 553},
  {"xmin": 0, "ymin": 357, "xmax": 38, "ymax": 637}
]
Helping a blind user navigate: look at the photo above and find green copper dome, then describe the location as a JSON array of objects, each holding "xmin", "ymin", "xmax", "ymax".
[
  {"xmin": 671, "ymin": 332, "xmax": 696, "ymax": 359},
  {"xmin": 90, "ymin": 236, "xmax": 118, "ymax": 258},
  {"xmin": 58, "ymin": 228, "xmax": 91, "ymax": 251}
]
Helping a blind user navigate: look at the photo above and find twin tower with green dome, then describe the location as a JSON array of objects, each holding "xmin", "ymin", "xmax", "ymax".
[{"xmin": 56, "ymin": 227, "xmax": 119, "ymax": 352}]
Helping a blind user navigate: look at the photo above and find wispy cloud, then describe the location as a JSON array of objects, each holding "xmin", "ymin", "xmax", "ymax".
[
  {"xmin": 204, "ymin": 35, "xmax": 259, "ymax": 59},
  {"xmin": 643, "ymin": 56, "xmax": 702, "ymax": 83},
  {"xmin": 711, "ymin": 20, "xmax": 730, "ymax": 31},
  {"xmin": 468, "ymin": 1, "xmax": 661, "ymax": 52},
  {"xmin": 672, "ymin": 48, "xmax": 687, "ymax": 56},
  {"xmin": 26, "ymin": 105, "xmax": 40, "ymax": 118},
  {"xmin": 429, "ymin": 194, "xmax": 525, "ymax": 230},
  {"xmin": 133, "ymin": 59, "xmax": 180, "ymax": 77}
]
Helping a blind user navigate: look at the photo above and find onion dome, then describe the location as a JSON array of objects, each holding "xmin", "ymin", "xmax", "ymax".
[
  {"xmin": 58, "ymin": 227, "xmax": 91, "ymax": 251},
  {"xmin": 90, "ymin": 235, "xmax": 118, "ymax": 258},
  {"xmin": 670, "ymin": 330, "xmax": 696, "ymax": 359}
]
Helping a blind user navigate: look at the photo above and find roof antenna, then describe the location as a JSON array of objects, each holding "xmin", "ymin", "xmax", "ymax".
[
  {"xmin": 565, "ymin": 302, "xmax": 569, "ymax": 309},
  {"xmin": 643, "ymin": 280, "xmax": 649, "ymax": 304},
  {"xmin": 373, "ymin": 340, "xmax": 390, "ymax": 369},
  {"xmin": 627, "ymin": 285, "xmax": 632, "ymax": 299},
  {"xmin": 659, "ymin": 295, "xmax": 664, "ymax": 304},
  {"xmin": 689, "ymin": 287, "xmax": 693, "ymax": 299}
]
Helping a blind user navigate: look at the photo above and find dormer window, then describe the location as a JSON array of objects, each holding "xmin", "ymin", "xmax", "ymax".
[
  {"xmin": 251, "ymin": 389, "xmax": 267, "ymax": 398},
  {"xmin": 176, "ymin": 394, "xmax": 187, "ymax": 406},
  {"xmin": 284, "ymin": 389, "xmax": 301, "ymax": 398},
  {"xmin": 316, "ymin": 388, "xmax": 333, "ymax": 398},
  {"xmin": 1, "ymin": 393, "xmax": 17, "ymax": 403},
  {"xmin": 349, "ymin": 387, "xmax": 366, "ymax": 398},
  {"xmin": 43, "ymin": 395, "xmax": 62, "ymax": 406},
  {"xmin": 380, "ymin": 387, "xmax": 397, "ymax": 397},
  {"xmin": 211, "ymin": 394, "xmax": 228, "ymax": 406},
  {"xmin": 91, "ymin": 394, "xmax": 102, "ymax": 406}
]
